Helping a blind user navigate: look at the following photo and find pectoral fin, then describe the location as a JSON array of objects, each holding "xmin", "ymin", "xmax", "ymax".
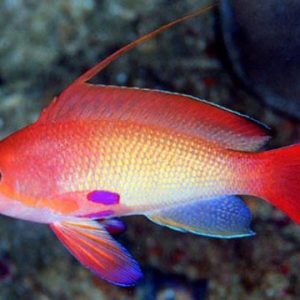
[
  {"xmin": 147, "ymin": 196, "xmax": 254, "ymax": 238},
  {"xmin": 50, "ymin": 219, "xmax": 142, "ymax": 286}
]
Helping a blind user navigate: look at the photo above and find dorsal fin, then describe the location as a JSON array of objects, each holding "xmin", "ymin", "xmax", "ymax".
[
  {"xmin": 40, "ymin": 84, "xmax": 270, "ymax": 151},
  {"xmin": 69, "ymin": 4, "xmax": 215, "ymax": 86},
  {"xmin": 38, "ymin": 3, "xmax": 270, "ymax": 151}
]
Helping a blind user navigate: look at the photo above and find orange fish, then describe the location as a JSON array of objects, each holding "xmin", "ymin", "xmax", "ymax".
[{"xmin": 0, "ymin": 4, "xmax": 300, "ymax": 286}]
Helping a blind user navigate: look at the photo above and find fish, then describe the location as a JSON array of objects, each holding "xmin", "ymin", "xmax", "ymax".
[{"xmin": 0, "ymin": 3, "xmax": 300, "ymax": 286}]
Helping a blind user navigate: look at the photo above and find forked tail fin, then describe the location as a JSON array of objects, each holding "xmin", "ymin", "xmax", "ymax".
[{"xmin": 258, "ymin": 144, "xmax": 300, "ymax": 224}]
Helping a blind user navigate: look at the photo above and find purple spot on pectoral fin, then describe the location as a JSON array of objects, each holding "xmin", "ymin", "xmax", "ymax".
[{"xmin": 87, "ymin": 190, "xmax": 120, "ymax": 205}]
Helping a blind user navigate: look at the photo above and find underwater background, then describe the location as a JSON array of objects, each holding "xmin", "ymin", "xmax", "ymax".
[{"xmin": 0, "ymin": 0, "xmax": 300, "ymax": 299}]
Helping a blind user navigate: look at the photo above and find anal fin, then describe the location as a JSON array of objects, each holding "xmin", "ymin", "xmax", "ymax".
[
  {"xmin": 147, "ymin": 196, "xmax": 254, "ymax": 238},
  {"xmin": 50, "ymin": 219, "xmax": 142, "ymax": 286}
]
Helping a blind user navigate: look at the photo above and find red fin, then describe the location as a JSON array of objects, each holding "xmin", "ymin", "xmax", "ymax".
[
  {"xmin": 257, "ymin": 144, "xmax": 300, "ymax": 224},
  {"xmin": 38, "ymin": 3, "xmax": 269, "ymax": 151},
  {"xmin": 70, "ymin": 4, "xmax": 215, "ymax": 85},
  {"xmin": 50, "ymin": 219, "xmax": 142, "ymax": 286},
  {"xmin": 40, "ymin": 84, "xmax": 270, "ymax": 151}
]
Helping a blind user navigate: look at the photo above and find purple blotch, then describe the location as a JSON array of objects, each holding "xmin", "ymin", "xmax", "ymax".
[
  {"xmin": 87, "ymin": 190, "xmax": 120, "ymax": 205},
  {"xmin": 83, "ymin": 210, "xmax": 114, "ymax": 219},
  {"xmin": 101, "ymin": 218, "xmax": 127, "ymax": 235}
]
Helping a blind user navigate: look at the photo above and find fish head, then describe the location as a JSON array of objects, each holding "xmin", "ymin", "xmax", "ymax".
[
  {"xmin": 0, "ymin": 132, "xmax": 32, "ymax": 204},
  {"xmin": 0, "ymin": 128, "xmax": 55, "ymax": 212}
]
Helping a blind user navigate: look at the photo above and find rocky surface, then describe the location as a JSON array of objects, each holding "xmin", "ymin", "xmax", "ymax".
[{"xmin": 0, "ymin": 0, "xmax": 299, "ymax": 299}]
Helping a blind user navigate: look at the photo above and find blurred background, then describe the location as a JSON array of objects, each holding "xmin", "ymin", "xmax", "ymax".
[{"xmin": 0, "ymin": 0, "xmax": 300, "ymax": 299}]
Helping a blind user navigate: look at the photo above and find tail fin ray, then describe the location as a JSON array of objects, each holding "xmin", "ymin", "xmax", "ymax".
[{"xmin": 259, "ymin": 144, "xmax": 300, "ymax": 224}]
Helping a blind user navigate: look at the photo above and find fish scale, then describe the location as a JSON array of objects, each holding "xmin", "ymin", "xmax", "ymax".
[{"xmin": 28, "ymin": 119, "xmax": 236, "ymax": 211}]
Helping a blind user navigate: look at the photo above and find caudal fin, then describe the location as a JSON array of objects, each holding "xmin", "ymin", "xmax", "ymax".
[{"xmin": 259, "ymin": 144, "xmax": 300, "ymax": 224}]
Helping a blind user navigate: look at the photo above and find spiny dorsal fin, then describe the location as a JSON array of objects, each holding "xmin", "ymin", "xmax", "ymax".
[
  {"xmin": 70, "ymin": 4, "xmax": 215, "ymax": 86},
  {"xmin": 39, "ymin": 3, "xmax": 270, "ymax": 151},
  {"xmin": 40, "ymin": 84, "xmax": 270, "ymax": 151}
]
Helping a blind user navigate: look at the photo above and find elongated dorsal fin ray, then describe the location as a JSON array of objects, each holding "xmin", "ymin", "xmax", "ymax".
[
  {"xmin": 68, "ymin": 4, "xmax": 215, "ymax": 87},
  {"xmin": 40, "ymin": 84, "xmax": 270, "ymax": 151},
  {"xmin": 39, "ymin": 2, "xmax": 270, "ymax": 151}
]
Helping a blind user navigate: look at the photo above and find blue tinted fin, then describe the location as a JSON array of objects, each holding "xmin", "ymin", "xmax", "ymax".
[
  {"xmin": 100, "ymin": 218, "xmax": 127, "ymax": 235},
  {"xmin": 147, "ymin": 196, "xmax": 255, "ymax": 239},
  {"xmin": 50, "ymin": 219, "xmax": 142, "ymax": 286}
]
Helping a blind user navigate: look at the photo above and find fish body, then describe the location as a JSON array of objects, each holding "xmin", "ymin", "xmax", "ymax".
[
  {"xmin": 0, "ymin": 113, "xmax": 244, "ymax": 220},
  {"xmin": 0, "ymin": 5, "xmax": 300, "ymax": 286},
  {"xmin": 0, "ymin": 84, "xmax": 266, "ymax": 223}
]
